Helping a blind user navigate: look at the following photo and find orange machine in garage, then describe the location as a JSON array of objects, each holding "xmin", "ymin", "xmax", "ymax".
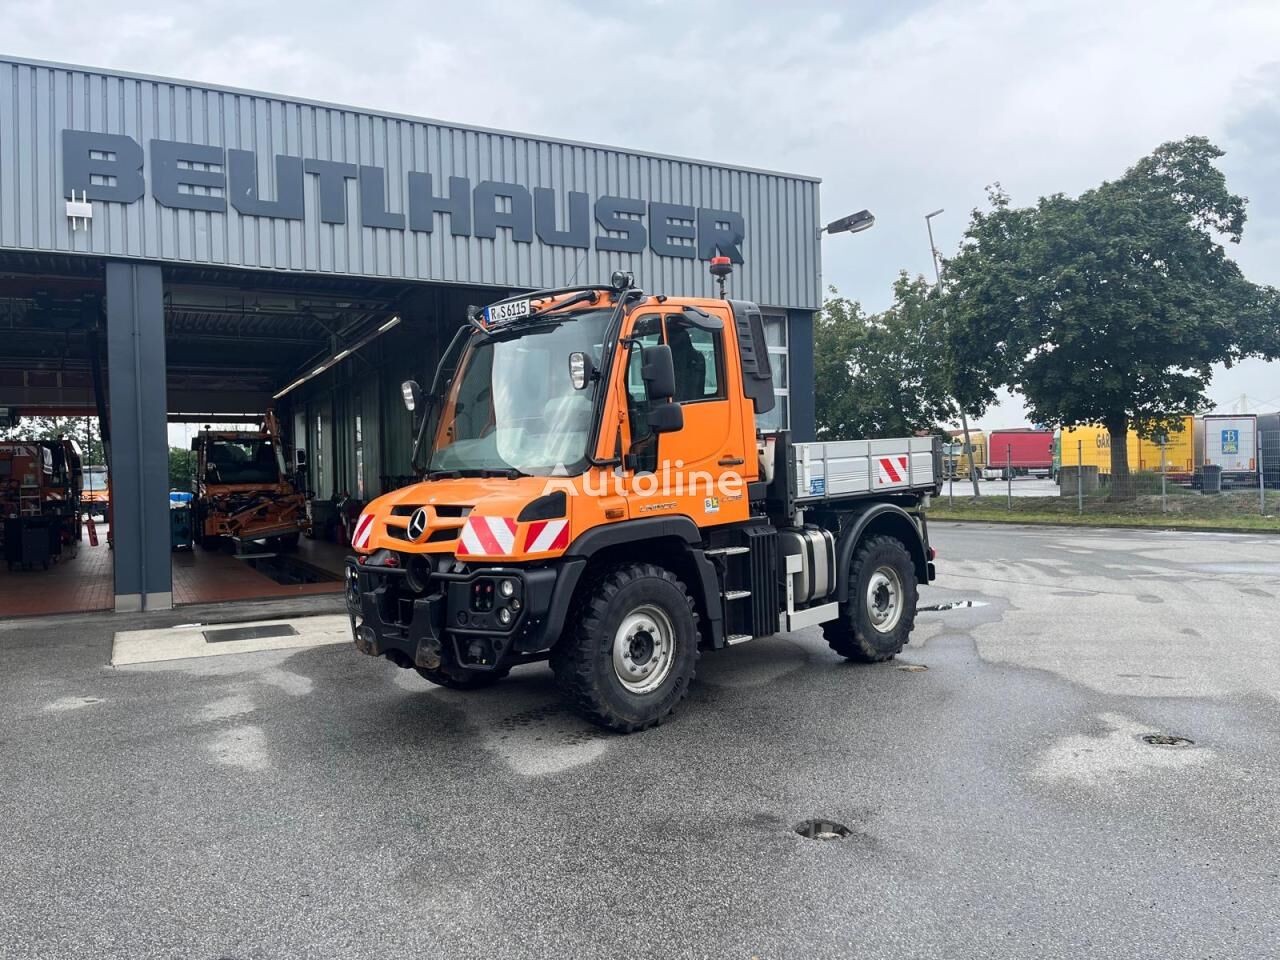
[{"xmin": 191, "ymin": 411, "xmax": 310, "ymax": 550}]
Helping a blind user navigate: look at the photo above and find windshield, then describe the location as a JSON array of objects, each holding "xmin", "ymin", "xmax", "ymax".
[
  {"xmin": 427, "ymin": 309, "xmax": 611, "ymax": 476},
  {"xmin": 83, "ymin": 467, "xmax": 108, "ymax": 492},
  {"xmin": 206, "ymin": 438, "xmax": 281, "ymax": 485}
]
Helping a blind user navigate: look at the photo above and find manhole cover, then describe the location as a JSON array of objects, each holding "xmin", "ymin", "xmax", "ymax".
[
  {"xmin": 897, "ymin": 663, "xmax": 928, "ymax": 672},
  {"xmin": 794, "ymin": 819, "xmax": 853, "ymax": 840},
  {"xmin": 203, "ymin": 624, "xmax": 299, "ymax": 644},
  {"xmin": 1141, "ymin": 734, "xmax": 1194, "ymax": 747}
]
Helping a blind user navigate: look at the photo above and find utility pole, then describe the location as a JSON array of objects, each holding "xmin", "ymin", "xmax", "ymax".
[{"xmin": 927, "ymin": 209, "xmax": 980, "ymax": 496}]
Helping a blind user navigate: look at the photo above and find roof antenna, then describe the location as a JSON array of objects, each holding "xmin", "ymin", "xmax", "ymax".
[{"xmin": 710, "ymin": 255, "xmax": 732, "ymax": 299}]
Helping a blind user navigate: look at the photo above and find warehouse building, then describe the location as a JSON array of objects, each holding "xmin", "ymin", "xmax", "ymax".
[{"xmin": 0, "ymin": 55, "xmax": 822, "ymax": 616}]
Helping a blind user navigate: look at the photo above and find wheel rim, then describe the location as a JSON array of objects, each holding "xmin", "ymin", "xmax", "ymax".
[
  {"xmin": 866, "ymin": 565, "xmax": 904, "ymax": 633},
  {"xmin": 612, "ymin": 604, "xmax": 677, "ymax": 695}
]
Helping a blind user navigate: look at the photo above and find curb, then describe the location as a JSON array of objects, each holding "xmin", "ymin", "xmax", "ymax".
[{"xmin": 927, "ymin": 516, "xmax": 1280, "ymax": 536}]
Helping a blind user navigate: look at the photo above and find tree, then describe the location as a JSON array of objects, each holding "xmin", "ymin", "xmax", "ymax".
[
  {"xmin": 169, "ymin": 447, "xmax": 196, "ymax": 490},
  {"xmin": 0, "ymin": 415, "xmax": 105, "ymax": 464},
  {"xmin": 815, "ymin": 274, "xmax": 959, "ymax": 440},
  {"xmin": 943, "ymin": 137, "xmax": 1280, "ymax": 489}
]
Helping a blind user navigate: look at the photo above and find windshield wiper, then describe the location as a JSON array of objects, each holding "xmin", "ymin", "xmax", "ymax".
[{"xmin": 426, "ymin": 468, "xmax": 462, "ymax": 480}]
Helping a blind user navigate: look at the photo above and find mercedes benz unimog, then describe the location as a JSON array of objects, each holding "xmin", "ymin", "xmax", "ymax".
[
  {"xmin": 346, "ymin": 266, "xmax": 939, "ymax": 732},
  {"xmin": 191, "ymin": 411, "xmax": 310, "ymax": 550}
]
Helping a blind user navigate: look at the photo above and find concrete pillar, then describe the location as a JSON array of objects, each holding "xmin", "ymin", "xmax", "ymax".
[{"xmin": 106, "ymin": 262, "xmax": 172, "ymax": 611}]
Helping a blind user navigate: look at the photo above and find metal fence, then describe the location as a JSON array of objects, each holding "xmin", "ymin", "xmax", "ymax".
[{"xmin": 941, "ymin": 432, "xmax": 1280, "ymax": 523}]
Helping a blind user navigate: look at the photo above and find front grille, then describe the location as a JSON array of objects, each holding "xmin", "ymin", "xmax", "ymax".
[
  {"xmin": 390, "ymin": 504, "xmax": 472, "ymax": 518},
  {"xmin": 386, "ymin": 523, "xmax": 458, "ymax": 543}
]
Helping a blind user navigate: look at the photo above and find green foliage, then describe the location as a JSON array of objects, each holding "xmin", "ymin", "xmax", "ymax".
[
  {"xmin": 0, "ymin": 416, "xmax": 105, "ymax": 465},
  {"xmin": 943, "ymin": 136, "xmax": 1280, "ymax": 480},
  {"xmin": 168, "ymin": 447, "xmax": 196, "ymax": 491},
  {"xmin": 815, "ymin": 273, "xmax": 957, "ymax": 440}
]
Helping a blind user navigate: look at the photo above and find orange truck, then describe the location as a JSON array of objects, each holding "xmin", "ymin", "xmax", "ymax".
[
  {"xmin": 191, "ymin": 411, "xmax": 310, "ymax": 550},
  {"xmin": 346, "ymin": 267, "xmax": 941, "ymax": 732}
]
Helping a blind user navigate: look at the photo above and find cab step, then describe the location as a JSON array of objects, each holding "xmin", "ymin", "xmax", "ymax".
[
  {"xmin": 706, "ymin": 546, "xmax": 750, "ymax": 557},
  {"xmin": 722, "ymin": 590, "xmax": 751, "ymax": 601},
  {"xmin": 725, "ymin": 633, "xmax": 753, "ymax": 646}
]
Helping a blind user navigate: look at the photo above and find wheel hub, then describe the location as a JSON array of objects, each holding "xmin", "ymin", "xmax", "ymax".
[
  {"xmin": 612, "ymin": 605, "xmax": 676, "ymax": 695},
  {"xmin": 866, "ymin": 566, "xmax": 903, "ymax": 633}
]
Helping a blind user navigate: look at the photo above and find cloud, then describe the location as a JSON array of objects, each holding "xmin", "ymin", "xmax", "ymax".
[{"xmin": 4, "ymin": 0, "xmax": 1279, "ymax": 424}]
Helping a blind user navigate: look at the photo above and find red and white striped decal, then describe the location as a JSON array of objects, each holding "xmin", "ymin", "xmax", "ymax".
[
  {"xmin": 457, "ymin": 516, "xmax": 518, "ymax": 557},
  {"xmin": 876, "ymin": 456, "xmax": 910, "ymax": 487},
  {"xmin": 523, "ymin": 519, "xmax": 570, "ymax": 554},
  {"xmin": 351, "ymin": 512, "xmax": 375, "ymax": 549}
]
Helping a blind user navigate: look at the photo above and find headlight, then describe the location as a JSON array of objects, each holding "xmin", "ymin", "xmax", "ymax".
[
  {"xmin": 499, "ymin": 579, "xmax": 516, "ymax": 598},
  {"xmin": 497, "ymin": 607, "xmax": 513, "ymax": 625}
]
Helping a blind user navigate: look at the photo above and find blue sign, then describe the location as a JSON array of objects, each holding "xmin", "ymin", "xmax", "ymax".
[
  {"xmin": 809, "ymin": 477, "xmax": 826, "ymax": 496},
  {"xmin": 1222, "ymin": 429, "xmax": 1239, "ymax": 455}
]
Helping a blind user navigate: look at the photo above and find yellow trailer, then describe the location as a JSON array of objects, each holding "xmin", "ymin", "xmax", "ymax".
[{"xmin": 1057, "ymin": 417, "xmax": 1195, "ymax": 479}]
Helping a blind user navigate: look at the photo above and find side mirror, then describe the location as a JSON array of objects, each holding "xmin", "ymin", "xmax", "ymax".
[
  {"xmin": 641, "ymin": 344, "xmax": 676, "ymax": 400},
  {"xmin": 295, "ymin": 449, "xmax": 308, "ymax": 467},
  {"xmin": 569, "ymin": 351, "xmax": 595, "ymax": 390},
  {"xmin": 401, "ymin": 379, "xmax": 423, "ymax": 413},
  {"xmin": 648, "ymin": 401, "xmax": 684, "ymax": 434}
]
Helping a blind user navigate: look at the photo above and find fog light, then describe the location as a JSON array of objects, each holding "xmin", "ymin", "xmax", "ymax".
[
  {"xmin": 508, "ymin": 596, "xmax": 521, "ymax": 611},
  {"xmin": 499, "ymin": 579, "xmax": 516, "ymax": 598},
  {"xmin": 497, "ymin": 607, "xmax": 513, "ymax": 625}
]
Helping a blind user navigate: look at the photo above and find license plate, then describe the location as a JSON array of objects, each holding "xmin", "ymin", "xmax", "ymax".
[{"xmin": 485, "ymin": 298, "xmax": 531, "ymax": 325}]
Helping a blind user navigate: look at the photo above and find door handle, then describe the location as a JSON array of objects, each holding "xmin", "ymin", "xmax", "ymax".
[{"xmin": 718, "ymin": 456, "xmax": 745, "ymax": 466}]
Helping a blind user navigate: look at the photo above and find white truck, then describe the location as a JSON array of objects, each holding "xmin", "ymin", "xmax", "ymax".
[{"xmin": 1195, "ymin": 414, "xmax": 1259, "ymax": 488}]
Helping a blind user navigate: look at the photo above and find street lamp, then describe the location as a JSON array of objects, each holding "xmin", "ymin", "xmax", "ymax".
[
  {"xmin": 820, "ymin": 209, "xmax": 876, "ymax": 237},
  {"xmin": 925, "ymin": 208, "xmax": 980, "ymax": 497}
]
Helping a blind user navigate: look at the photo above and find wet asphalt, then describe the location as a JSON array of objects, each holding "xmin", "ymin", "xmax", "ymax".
[{"xmin": 1, "ymin": 522, "xmax": 1278, "ymax": 959}]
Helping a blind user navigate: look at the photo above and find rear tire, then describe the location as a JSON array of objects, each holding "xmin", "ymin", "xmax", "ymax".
[
  {"xmin": 551, "ymin": 563, "xmax": 699, "ymax": 733},
  {"xmin": 823, "ymin": 534, "xmax": 918, "ymax": 663},
  {"xmin": 415, "ymin": 662, "xmax": 510, "ymax": 690}
]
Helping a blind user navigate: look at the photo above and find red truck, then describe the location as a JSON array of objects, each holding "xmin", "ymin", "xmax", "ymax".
[{"xmin": 985, "ymin": 428, "xmax": 1053, "ymax": 480}]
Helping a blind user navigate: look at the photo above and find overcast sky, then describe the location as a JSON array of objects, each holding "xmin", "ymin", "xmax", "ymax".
[{"xmin": 6, "ymin": 0, "xmax": 1280, "ymax": 429}]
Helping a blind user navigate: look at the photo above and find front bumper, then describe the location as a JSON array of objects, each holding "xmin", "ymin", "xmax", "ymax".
[{"xmin": 345, "ymin": 556, "xmax": 559, "ymax": 672}]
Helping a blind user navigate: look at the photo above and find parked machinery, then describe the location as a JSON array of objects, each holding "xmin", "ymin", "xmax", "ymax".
[
  {"xmin": 0, "ymin": 438, "xmax": 82, "ymax": 570},
  {"xmin": 191, "ymin": 411, "xmax": 310, "ymax": 551},
  {"xmin": 345, "ymin": 267, "xmax": 940, "ymax": 732}
]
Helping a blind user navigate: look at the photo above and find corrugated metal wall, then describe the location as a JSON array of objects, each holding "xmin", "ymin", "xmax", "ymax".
[{"xmin": 0, "ymin": 57, "xmax": 821, "ymax": 310}]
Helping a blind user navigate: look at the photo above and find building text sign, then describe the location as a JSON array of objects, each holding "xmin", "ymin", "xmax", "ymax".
[{"xmin": 61, "ymin": 130, "xmax": 745, "ymax": 262}]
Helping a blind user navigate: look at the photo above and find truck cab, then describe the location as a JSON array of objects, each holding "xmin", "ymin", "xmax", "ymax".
[{"xmin": 347, "ymin": 271, "xmax": 939, "ymax": 732}]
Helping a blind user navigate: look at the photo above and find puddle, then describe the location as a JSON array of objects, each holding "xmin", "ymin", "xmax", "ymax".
[{"xmin": 919, "ymin": 600, "xmax": 989, "ymax": 612}]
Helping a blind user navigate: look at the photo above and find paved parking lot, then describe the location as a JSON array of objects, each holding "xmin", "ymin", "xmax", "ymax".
[{"xmin": 2, "ymin": 523, "xmax": 1278, "ymax": 959}]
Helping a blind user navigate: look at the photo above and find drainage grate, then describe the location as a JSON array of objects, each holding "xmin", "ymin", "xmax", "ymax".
[
  {"xmin": 203, "ymin": 624, "xmax": 300, "ymax": 644},
  {"xmin": 794, "ymin": 819, "xmax": 853, "ymax": 840},
  {"xmin": 1141, "ymin": 734, "xmax": 1194, "ymax": 747},
  {"xmin": 236, "ymin": 553, "xmax": 342, "ymax": 586}
]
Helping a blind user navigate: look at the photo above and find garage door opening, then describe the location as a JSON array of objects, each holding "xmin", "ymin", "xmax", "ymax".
[{"xmin": 0, "ymin": 255, "xmax": 114, "ymax": 618}]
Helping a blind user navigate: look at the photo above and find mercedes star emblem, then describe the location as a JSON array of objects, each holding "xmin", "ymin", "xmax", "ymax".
[{"xmin": 408, "ymin": 507, "xmax": 430, "ymax": 541}]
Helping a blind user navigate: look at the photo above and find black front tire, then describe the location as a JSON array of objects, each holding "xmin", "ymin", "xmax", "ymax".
[
  {"xmin": 414, "ymin": 661, "xmax": 510, "ymax": 690},
  {"xmin": 551, "ymin": 563, "xmax": 700, "ymax": 733},
  {"xmin": 823, "ymin": 534, "xmax": 918, "ymax": 663}
]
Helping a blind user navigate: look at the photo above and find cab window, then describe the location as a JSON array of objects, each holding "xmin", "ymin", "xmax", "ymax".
[{"xmin": 666, "ymin": 316, "xmax": 723, "ymax": 403}]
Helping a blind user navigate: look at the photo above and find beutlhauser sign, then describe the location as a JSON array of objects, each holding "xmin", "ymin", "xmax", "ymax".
[{"xmin": 60, "ymin": 130, "xmax": 746, "ymax": 262}]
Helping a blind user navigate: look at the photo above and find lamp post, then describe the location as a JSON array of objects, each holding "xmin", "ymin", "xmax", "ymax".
[{"xmin": 926, "ymin": 208, "xmax": 980, "ymax": 497}]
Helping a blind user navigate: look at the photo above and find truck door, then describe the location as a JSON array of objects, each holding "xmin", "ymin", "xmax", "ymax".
[{"xmin": 621, "ymin": 309, "xmax": 744, "ymax": 523}]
